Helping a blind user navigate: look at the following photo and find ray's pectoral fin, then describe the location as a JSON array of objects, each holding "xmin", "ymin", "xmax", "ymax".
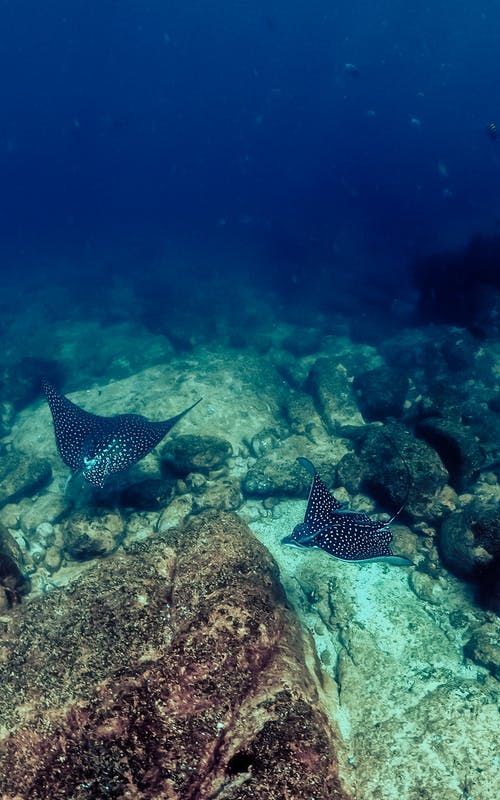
[{"xmin": 43, "ymin": 380, "xmax": 202, "ymax": 488}]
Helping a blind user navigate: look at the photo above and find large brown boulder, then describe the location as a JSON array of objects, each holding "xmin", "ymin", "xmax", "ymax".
[{"xmin": 0, "ymin": 511, "xmax": 349, "ymax": 800}]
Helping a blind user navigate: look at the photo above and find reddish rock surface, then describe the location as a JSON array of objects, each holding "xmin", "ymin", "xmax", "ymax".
[{"xmin": 0, "ymin": 511, "xmax": 349, "ymax": 800}]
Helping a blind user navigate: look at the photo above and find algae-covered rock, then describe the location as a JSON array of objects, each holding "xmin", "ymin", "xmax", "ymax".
[
  {"xmin": 119, "ymin": 477, "xmax": 176, "ymax": 510},
  {"xmin": 284, "ymin": 390, "xmax": 326, "ymax": 436},
  {"xmin": 357, "ymin": 424, "xmax": 449, "ymax": 520},
  {"xmin": 335, "ymin": 451, "xmax": 364, "ymax": 494},
  {"xmin": 62, "ymin": 509, "xmax": 125, "ymax": 559},
  {"xmin": 424, "ymin": 484, "xmax": 459, "ymax": 519},
  {"xmin": 192, "ymin": 477, "xmax": 242, "ymax": 512},
  {"xmin": 0, "ymin": 524, "xmax": 30, "ymax": 607},
  {"xmin": 44, "ymin": 543, "xmax": 63, "ymax": 573},
  {"xmin": 0, "ymin": 452, "xmax": 52, "ymax": 507},
  {"xmin": 439, "ymin": 503, "xmax": 499, "ymax": 578},
  {"xmin": 416, "ymin": 417, "xmax": 484, "ymax": 490},
  {"xmin": 0, "ymin": 357, "xmax": 63, "ymax": 411},
  {"xmin": 243, "ymin": 454, "xmax": 310, "ymax": 497},
  {"xmin": 464, "ymin": 623, "xmax": 500, "ymax": 679},
  {"xmin": 282, "ymin": 326, "xmax": 323, "ymax": 356},
  {"xmin": 353, "ymin": 365, "xmax": 409, "ymax": 421},
  {"xmin": 19, "ymin": 492, "xmax": 71, "ymax": 535},
  {"xmin": 306, "ymin": 358, "xmax": 363, "ymax": 431},
  {"xmin": 464, "ymin": 404, "xmax": 500, "ymax": 463},
  {"xmin": 248, "ymin": 427, "xmax": 281, "ymax": 458},
  {"xmin": 0, "ymin": 400, "xmax": 15, "ymax": 438},
  {"xmin": 29, "ymin": 522, "xmax": 56, "ymax": 565},
  {"xmin": 0, "ymin": 511, "xmax": 349, "ymax": 800},
  {"xmin": 156, "ymin": 494, "xmax": 194, "ymax": 531},
  {"xmin": 243, "ymin": 435, "xmax": 339, "ymax": 498},
  {"xmin": 161, "ymin": 433, "xmax": 233, "ymax": 474}
]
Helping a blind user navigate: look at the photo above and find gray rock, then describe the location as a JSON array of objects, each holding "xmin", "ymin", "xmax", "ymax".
[
  {"xmin": 417, "ymin": 418, "xmax": 484, "ymax": 491},
  {"xmin": 192, "ymin": 478, "xmax": 242, "ymax": 513},
  {"xmin": 284, "ymin": 391, "xmax": 326, "ymax": 437},
  {"xmin": 184, "ymin": 472, "xmax": 208, "ymax": 493},
  {"xmin": 243, "ymin": 436, "xmax": 338, "ymax": 498},
  {"xmin": 0, "ymin": 452, "xmax": 52, "ymax": 507},
  {"xmin": 353, "ymin": 366, "xmax": 409, "ymax": 421},
  {"xmin": 306, "ymin": 358, "xmax": 363, "ymax": 431},
  {"xmin": 19, "ymin": 493, "xmax": 71, "ymax": 535},
  {"xmin": 0, "ymin": 524, "xmax": 30, "ymax": 605},
  {"xmin": 464, "ymin": 624, "xmax": 500, "ymax": 680},
  {"xmin": 271, "ymin": 351, "xmax": 312, "ymax": 389},
  {"xmin": 62, "ymin": 510, "xmax": 125, "ymax": 560},
  {"xmin": 30, "ymin": 523, "xmax": 56, "ymax": 565},
  {"xmin": 335, "ymin": 452, "xmax": 364, "ymax": 494},
  {"xmin": 438, "ymin": 329, "xmax": 480, "ymax": 372},
  {"xmin": 357, "ymin": 424, "xmax": 449, "ymax": 520},
  {"xmin": 0, "ymin": 357, "xmax": 63, "ymax": 411},
  {"xmin": 119, "ymin": 478, "xmax": 176, "ymax": 510},
  {"xmin": 161, "ymin": 434, "xmax": 232, "ymax": 475},
  {"xmin": 439, "ymin": 503, "xmax": 499, "ymax": 579},
  {"xmin": 249, "ymin": 428, "xmax": 281, "ymax": 458},
  {"xmin": 44, "ymin": 544, "xmax": 63, "ymax": 573},
  {"xmin": 282, "ymin": 327, "xmax": 323, "ymax": 356},
  {"xmin": 243, "ymin": 455, "xmax": 309, "ymax": 497},
  {"xmin": 0, "ymin": 401, "xmax": 15, "ymax": 438},
  {"xmin": 462, "ymin": 405, "xmax": 500, "ymax": 465},
  {"xmin": 156, "ymin": 495, "xmax": 194, "ymax": 532}
]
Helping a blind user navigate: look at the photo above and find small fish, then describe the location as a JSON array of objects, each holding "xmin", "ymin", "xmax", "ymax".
[
  {"xmin": 486, "ymin": 121, "xmax": 497, "ymax": 140},
  {"xmin": 282, "ymin": 457, "xmax": 413, "ymax": 566},
  {"xmin": 43, "ymin": 380, "xmax": 202, "ymax": 488}
]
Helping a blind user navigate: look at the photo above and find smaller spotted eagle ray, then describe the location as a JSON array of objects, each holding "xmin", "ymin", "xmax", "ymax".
[
  {"xmin": 282, "ymin": 457, "xmax": 412, "ymax": 565},
  {"xmin": 43, "ymin": 380, "xmax": 202, "ymax": 488}
]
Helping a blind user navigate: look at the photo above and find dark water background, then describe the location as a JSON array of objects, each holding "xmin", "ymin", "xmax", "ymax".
[{"xmin": 1, "ymin": 1, "xmax": 500, "ymax": 336}]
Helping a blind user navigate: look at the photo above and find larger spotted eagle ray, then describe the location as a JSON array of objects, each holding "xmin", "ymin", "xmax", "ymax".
[
  {"xmin": 282, "ymin": 457, "xmax": 413, "ymax": 565},
  {"xmin": 43, "ymin": 379, "xmax": 201, "ymax": 488}
]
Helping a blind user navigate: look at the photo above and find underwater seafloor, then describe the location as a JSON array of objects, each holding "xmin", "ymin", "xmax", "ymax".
[{"xmin": 0, "ymin": 261, "xmax": 499, "ymax": 800}]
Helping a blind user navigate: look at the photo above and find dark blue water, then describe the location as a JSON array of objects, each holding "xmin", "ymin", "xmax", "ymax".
[{"xmin": 1, "ymin": 1, "xmax": 500, "ymax": 331}]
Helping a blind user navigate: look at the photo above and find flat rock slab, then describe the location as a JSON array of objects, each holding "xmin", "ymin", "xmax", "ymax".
[
  {"xmin": 0, "ymin": 452, "xmax": 52, "ymax": 507},
  {"xmin": 306, "ymin": 358, "xmax": 364, "ymax": 431},
  {"xmin": 0, "ymin": 511, "xmax": 349, "ymax": 800}
]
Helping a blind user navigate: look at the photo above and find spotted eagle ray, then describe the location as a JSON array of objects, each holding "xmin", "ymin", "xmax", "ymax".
[
  {"xmin": 43, "ymin": 380, "xmax": 202, "ymax": 488},
  {"xmin": 282, "ymin": 457, "xmax": 413, "ymax": 565}
]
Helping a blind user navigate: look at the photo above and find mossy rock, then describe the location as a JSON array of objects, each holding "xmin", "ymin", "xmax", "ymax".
[
  {"xmin": 306, "ymin": 358, "xmax": 363, "ymax": 431},
  {"xmin": 464, "ymin": 624, "xmax": 500, "ymax": 680},
  {"xmin": 0, "ymin": 525, "xmax": 30, "ymax": 606},
  {"xmin": 62, "ymin": 509, "xmax": 125, "ymax": 560},
  {"xmin": 417, "ymin": 417, "xmax": 484, "ymax": 491},
  {"xmin": 243, "ymin": 436, "xmax": 338, "ymax": 498},
  {"xmin": 0, "ymin": 452, "xmax": 52, "ymax": 507},
  {"xmin": 439, "ymin": 504, "xmax": 499, "ymax": 579},
  {"xmin": 161, "ymin": 434, "xmax": 232, "ymax": 475},
  {"xmin": 353, "ymin": 366, "xmax": 409, "ymax": 421},
  {"xmin": 0, "ymin": 512, "xmax": 349, "ymax": 800},
  {"xmin": 357, "ymin": 423, "xmax": 448, "ymax": 520}
]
